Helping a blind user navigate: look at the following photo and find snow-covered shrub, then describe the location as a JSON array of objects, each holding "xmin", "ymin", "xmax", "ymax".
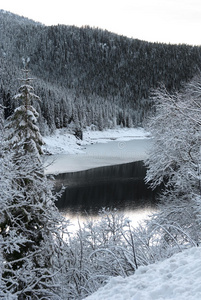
[
  {"xmin": 60, "ymin": 209, "xmax": 133, "ymax": 299},
  {"xmin": 144, "ymin": 76, "xmax": 201, "ymax": 255},
  {"xmin": 62, "ymin": 208, "xmax": 182, "ymax": 299}
]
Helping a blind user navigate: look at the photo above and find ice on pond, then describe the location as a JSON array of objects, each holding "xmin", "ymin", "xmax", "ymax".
[{"xmin": 44, "ymin": 138, "xmax": 152, "ymax": 174}]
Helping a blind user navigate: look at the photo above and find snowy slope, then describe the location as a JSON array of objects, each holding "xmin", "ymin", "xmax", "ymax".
[{"xmin": 85, "ymin": 247, "xmax": 201, "ymax": 300}]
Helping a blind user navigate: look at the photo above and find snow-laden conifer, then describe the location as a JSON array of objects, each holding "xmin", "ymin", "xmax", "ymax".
[
  {"xmin": 6, "ymin": 68, "xmax": 44, "ymax": 157},
  {"xmin": 0, "ymin": 69, "xmax": 69, "ymax": 299}
]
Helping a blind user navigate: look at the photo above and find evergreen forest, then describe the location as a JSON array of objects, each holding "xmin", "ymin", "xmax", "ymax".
[{"xmin": 1, "ymin": 9, "xmax": 201, "ymax": 133}]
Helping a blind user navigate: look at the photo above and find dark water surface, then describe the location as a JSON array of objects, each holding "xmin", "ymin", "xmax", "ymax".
[{"xmin": 54, "ymin": 161, "xmax": 158, "ymax": 216}]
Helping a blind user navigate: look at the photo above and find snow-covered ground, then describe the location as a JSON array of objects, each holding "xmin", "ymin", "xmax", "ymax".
[
  {"xmin": 42, "ymin": 127, "xmax": 151, "ymax": 174},
  {"xmin": 85, "ymin": 246, "xmax": 201, "ymax": 300}
]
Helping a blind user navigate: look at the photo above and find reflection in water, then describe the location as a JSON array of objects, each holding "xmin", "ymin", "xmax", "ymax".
[{"xmin": 54, "ymin": 161, "xmax": 159, "ymax": 217}]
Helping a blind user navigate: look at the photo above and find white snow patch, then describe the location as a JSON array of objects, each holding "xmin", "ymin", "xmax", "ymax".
[
  {"xmin": 42, "ymin": 128, "xmax": 84, "ymax": 155},
  {"xmin": 83, "ymin": 127, "xmax": 150, "ymax": 145},
  {"xmin": 85, "ymin": 247, "xmax": 201, "ymax": 300}
]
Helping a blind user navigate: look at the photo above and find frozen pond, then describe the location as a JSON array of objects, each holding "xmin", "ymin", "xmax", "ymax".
[
  {"xmin": 46, "ymin": 138, "xmax": 157, "ymax": 227},
  {"xmin": 44, "ymin": 138, "xmax": 152, "ymax": 174}
]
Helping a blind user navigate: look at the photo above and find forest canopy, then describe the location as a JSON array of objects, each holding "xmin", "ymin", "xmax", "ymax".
[{"xmin": 1, "ymin": 9, "xmax": 201, "ymax": 133}]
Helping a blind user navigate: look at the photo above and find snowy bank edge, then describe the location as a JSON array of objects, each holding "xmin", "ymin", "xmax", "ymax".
[
  {"xmin": 85, "ymin": 246, "xmax": 201, "ymax": 300},
  {"xmin": 42, "ymin": 127, "xmax": 150, "ymax": 155}
]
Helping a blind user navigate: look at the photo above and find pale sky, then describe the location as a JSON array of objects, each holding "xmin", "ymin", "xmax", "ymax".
[{"xmin": 1, "ymin": 0, "xmax": 201, "ymax": 45}]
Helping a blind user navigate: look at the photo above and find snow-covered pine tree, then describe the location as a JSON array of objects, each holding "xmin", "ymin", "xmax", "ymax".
[
  {"xmin": 0, "ymin": 68, "xmax": 68, "ymax": 299},
  {"xmin": 6, "ymin": 67, "xmax": 44, "ymax": 157}
]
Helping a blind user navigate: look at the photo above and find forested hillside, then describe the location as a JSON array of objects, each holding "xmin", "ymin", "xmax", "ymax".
[{"xmin": 1, "ymin": 9, "xmax": 201, "ymax": 133}]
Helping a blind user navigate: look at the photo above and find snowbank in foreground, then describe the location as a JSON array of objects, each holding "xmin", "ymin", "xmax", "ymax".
[
  {"xmin": 85, "ymin": 247, "xmax": 201, "ymax": 300},
  {"xmin": 42, "ymin": 127, "xmax": 150, "ymax": 155}
]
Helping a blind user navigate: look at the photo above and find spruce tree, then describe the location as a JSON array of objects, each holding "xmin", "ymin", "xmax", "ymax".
[{"xmin": 0, "ymin": 68, "xmax": 68, "ymax": 299}]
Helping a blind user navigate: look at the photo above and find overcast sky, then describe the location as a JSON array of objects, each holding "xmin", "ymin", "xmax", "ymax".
[{"xmin": 1, "ymin": 0, "xmax": 201, "ymax": 45}]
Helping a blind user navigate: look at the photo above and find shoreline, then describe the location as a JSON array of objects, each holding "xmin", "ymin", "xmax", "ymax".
[
  {"xmin": 43, "ymin": 129, "xmax": 151, "ymax": 175},
  {"xmin": 42, "ymin": 127, "xmax": 150, "ymax": 156}
]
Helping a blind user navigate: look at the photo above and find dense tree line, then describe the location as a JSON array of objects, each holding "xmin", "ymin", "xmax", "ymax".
[{"xmin": 1, "ymin": 9, "xmax": 201, "ymax": 133}]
